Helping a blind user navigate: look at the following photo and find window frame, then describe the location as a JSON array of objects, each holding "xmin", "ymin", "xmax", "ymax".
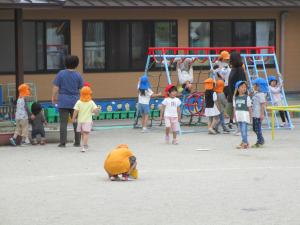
[
  {"xmin": 82, "ymin": 20, "xmax": 178, "ymax": 73},
  {"xmin": 0, "ymin": 19, "xmax": 71, "ymax": 75}
]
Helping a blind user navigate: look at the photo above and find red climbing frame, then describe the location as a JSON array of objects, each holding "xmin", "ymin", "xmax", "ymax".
[
  {"xmin": 148, "ymin": 46, "xmax": 275, "ymax": 64},
  {"xmin": 148, "ymin": 46, "xmax": 275, "ymax": 55}
]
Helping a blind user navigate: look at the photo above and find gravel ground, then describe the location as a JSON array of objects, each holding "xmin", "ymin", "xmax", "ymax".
[{"xmin": 0, "ymin": 119, "xmax": 300, "ymax": 225}]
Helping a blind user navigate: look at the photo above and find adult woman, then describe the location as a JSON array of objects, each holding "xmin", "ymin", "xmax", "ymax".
[
  {"xmin": 52, "ymin": 55, "xmax": 84, "ymax": 147},
  {"xmin": 227, "ymin": 52, "xmax": 247, "ymax": 129}
]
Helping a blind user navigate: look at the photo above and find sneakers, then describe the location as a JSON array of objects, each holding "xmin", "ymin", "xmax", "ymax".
[
  {"xmin": 141, "ymin": 127, "xmax": 148, "ymax": 133},
  {"xmin": 208, "ymin": 128, "xmax": 217, "ymax": 135},
  {"xmin": 213, "ymin": 128, "xmax": 221, "ymax": 134},
  {"xmin": 9, "ymin": 138, "xmax": 17, "ymax": 146},
  {"xmin": 228, "ymin": 123, "xmax": 233, "ymax": 129},
  {"xmin": 280, "ymin": 123, "xmax": 287, "ymax": 127},
  {"xmin": 121, "ymin": 174, "xmax": 129, "ymax": 181},
  {"xmin": 223, "ymin": 126, "xmax": 230, "ymax": 134},
  {"xmin": 251, "ymin": 143, "xmax": 263, "ymax": 148},
  {"xmin": 234, "ymin": 131, "xmax": 241, "ymax": 136},
  {"xmin": 236, "ymin": 143, "xmax": 249, "ymax": 149},
  {"xmin": 110, "ymin": 175, "xmax": 119, "ymax": 181},
  {"xmin": 20, "ymin": 140, "xmax": 30, "ymax": 147},
  {"xmin": 40, "ymin": 138, "xmax": 46, "ymax": 145},
  {"xmin": 172, "ymin": 139, "xmax": 178, "ymax": 145},
  {"xmin": 32, "ymin": 138, "xmax": 38, "ymax": 145},
  {"xmin": 81, "ymin": 145, "xmax": 88, "ymax": 152}
]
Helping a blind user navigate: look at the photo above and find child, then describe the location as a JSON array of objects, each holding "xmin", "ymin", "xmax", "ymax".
[
  {"xmin": 214, "ymin": 51, "xmax": 231, "ymax": 87},
  {"xmin": 214, "ymin": 80, "xmax": 230, "ymax": 134},
  {"xmin": 268, "ymin": 75, "xmax": 289, "ymax": 127},
  {"xmin": 72, "ymin": 86, "xmax": 99, "ymax": 152},
  {"xmin": 137, "ymin": 75, "xmax": 160, "ymax": 132},
  {"xmin": 174, "ymin": 57, "xmax": 194, "ymax": 93},
  {"xmin": 233, "ymin": 81, "xmax": 252, "ymax": 149},
  {"xmin": 204, "ymin": 78, "xmax": 220, "ymax": 135},
  {"xmin": 30, "ymin": 102, "xmax": 47, "ymax": 145},
  {"xmin": 251, "ymin": 78, "xmax": 268, "ymax": 148},
  {"xmin": 104, "ymin": 144, "xmax": 138, "ymax": 181},
  {"xmin": 10, "ymin": 84, "xmax": 31, "ymax": 146},
  {"xmin": 160, "ymin": 85, "xmax": 181, "ymax": 145}
]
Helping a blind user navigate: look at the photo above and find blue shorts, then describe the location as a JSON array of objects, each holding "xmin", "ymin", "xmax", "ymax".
[{"xmin": 138, "ymin": 103, "xmax": 150, "ymax": 115}]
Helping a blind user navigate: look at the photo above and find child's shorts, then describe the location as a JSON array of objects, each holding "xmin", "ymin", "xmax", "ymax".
[
  {"xmin": 164, "ymin": 116, "xmax": 179, "ymax": 132},
  {"xmin": 15, "ymin": 119, "xmax": 29, "ymax": 137},
  {"xmin": 77, "ymin": 122, "xmax": 92, "ymax": 133},
  {"xmin": 138, "ymin": 103, "xmax": 150, "ymax": 115}
]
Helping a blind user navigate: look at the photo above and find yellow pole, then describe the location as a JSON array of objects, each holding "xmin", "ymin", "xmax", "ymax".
[{"xmin": 272, "ymin": 109, "xmax": 275, "ymax": 141}]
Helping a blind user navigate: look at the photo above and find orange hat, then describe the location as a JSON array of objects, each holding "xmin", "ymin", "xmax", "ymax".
[
  {"xmin": 204, "ymin": 78, "xmax": 214, "ymax": 90},
  {"xmin": 219, "ymin": 51, "xmax": 230, "ymax": 60},
  {"xmin": 18, "ymin": 84, "xmax": 30, "ymax": 98},
  {"xmin": 214, "ymin": 80, "xmax": 225, "ymax": 93},
  {"xmin": 80, "ymin": 86, "xmax": 92, "ymax": 102}
]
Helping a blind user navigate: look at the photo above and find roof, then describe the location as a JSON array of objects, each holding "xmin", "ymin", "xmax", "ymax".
[
  {"xmin": 0, "ymin": 0, "xmax": 65, "ymax": 8},
  {"xmin": 1, "ymin": 0, "xmax": 300, "ymax": 8},
  {"xmin": 58, "ymin": 0, "xmax": 300, "ymax": 8}
]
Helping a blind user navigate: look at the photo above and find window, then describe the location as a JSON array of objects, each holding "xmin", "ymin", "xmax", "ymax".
[
  {"xmin": 233, "ymin": 22, "xmax": 254, "ymax": 47},
  {"xmin": 107, "ymin": 21, "xmax": 130, "ymax": 71},
  {"xmin": 83, "ymin": 22, "xmax": 105, "ymax": 71},
  {"xmin": 190, "ymin": 20, "xmax": 275, "ymax": 48},
  {"xmin": 0, "ymin": 21, "xmax": 15, "ymax": 73},
  {"xmin": 131, "ymin": 22, "xmax": 151, "ymax": 70},
  {"xmin": 46, "ymin": 21, "xmax": 70, "ymax": 70},
  {"xmin": 212, "ymin": 21, "xmax": 232, "ymax": 47},
  {"xmin": 154, "ymin": 21, "xmax": 177, "ymax": 47},
  {"xmin": 256, "ymin": 21, "xmax": 275, "ymax": 48},
  {"xmin": 189, "ymin": 22, "xmax": 210, "ymax": 47},
  {"xmin": 0, "ymin": 20, "xmax": 70, "ymax": 74},
  {"xmin": 23, "ymin": 21, "xmax": 45, "ymax": 72},
  {"xmin": 83, "ymin": 20, "xmax": 177, "ymax": 72}
]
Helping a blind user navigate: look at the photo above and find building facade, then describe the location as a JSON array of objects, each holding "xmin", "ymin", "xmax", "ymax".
[{"xmin": 0, "ymin": 1, "xmax": 300, "ymax": 101}]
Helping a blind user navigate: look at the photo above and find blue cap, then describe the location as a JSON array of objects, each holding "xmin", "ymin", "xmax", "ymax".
[
  {"xmin": 252, "ymin": 77, "xmax": 269, "ymax": 93},
  {"xmin": 139, "ymin": 75, "xmax": 151, "ymax": 90},
  {"xmin": 268, "ymin": 75, "xmax": 277, "ymax": 84},
  {"xmin": 235, "ymin": 80, "xmax": 247, "ymax": 90}
]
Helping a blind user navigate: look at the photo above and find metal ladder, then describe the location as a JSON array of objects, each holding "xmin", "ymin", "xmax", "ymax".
[{"xmin": 242, "ymin": 53, "xmax": 293, "ymax": 129}]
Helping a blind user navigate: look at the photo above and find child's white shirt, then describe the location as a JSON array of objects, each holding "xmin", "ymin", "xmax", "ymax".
[
  {"xmin": 162, "ymin": 97, "xmax": 181, "ymax": 117},
  {"xmin": 138, "ymin": 89, "xmax": 153, "ymax": 105},
  {"xmin": 16, "ymin": 97, "xmax": 28, "ymax": 120},
  {"xmin": 269, "ymin": 85, "xmax": 282, "ymax": 103}
]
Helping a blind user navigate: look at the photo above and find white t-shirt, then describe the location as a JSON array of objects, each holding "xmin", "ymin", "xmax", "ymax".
[
  {"xmin": 269, "ymin": 85, "xmax": 282, "ymax": 104},
  {"xmin": 214, "ymin": 61, "xmax": 231, "ymax": 86},
  {"xmin": 162, "ymin": 97, "xmax": 181, "ymax": 117},
  {"xmin": 16, "ymin": 97, "xmax": 28, "ymax": 120},
  {"xmin": 138, "ymin": 89, "xmax": 153, "ymax": 105}
]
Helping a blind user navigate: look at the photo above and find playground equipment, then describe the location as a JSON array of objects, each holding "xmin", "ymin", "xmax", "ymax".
[
  {"xmin": 267, "ymin": 105, "xmax": 300, "ymax": 140},
  {"xmin": 143, "ymin": 46, "xmax": 292, "ymax": 129}
]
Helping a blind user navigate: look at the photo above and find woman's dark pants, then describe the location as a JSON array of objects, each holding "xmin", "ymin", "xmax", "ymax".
[{"xmin": 59, "ymin": 108, "xmax": 81, "ymax": 145}]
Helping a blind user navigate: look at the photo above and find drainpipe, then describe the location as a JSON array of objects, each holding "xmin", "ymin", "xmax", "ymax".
[{"xmin": 280, "ymin": 11, "xmax": 288, "ymax": 75}]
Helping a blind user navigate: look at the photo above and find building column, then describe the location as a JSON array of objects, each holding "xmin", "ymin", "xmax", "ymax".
[{"xmin": 14, "ymin": 8, "xmax": 24, "ymax": 98}]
